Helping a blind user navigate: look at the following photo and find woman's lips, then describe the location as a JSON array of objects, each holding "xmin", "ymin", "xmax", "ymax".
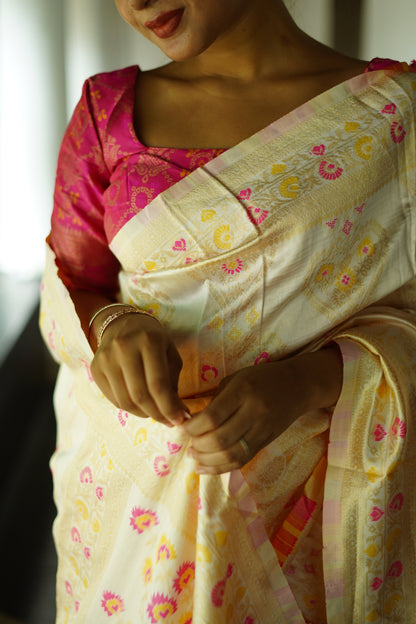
[{"xmin": 144, "ymin": 8, "xmax": 184, "ymax": 39}]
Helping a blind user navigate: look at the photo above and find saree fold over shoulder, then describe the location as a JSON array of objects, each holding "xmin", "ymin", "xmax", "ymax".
[{"xmin": 40, "ymin": 65, "xmax": 416, "ymax": 623}]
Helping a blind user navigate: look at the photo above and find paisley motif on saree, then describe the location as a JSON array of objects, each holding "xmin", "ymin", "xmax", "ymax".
[{"xmin": 40, "ymin": 65, "xmax": 416, "ymax": 623}]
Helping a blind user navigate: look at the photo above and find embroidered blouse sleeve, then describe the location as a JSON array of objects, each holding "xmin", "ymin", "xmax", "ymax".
[{"xmin": 48, "ymin": 78, "xmax": 120, "ymax": 298}]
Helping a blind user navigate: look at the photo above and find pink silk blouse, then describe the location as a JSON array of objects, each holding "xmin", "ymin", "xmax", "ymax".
[{"xmin": 48, "ymin": 58, "xmax": 416, "ymax": 297}]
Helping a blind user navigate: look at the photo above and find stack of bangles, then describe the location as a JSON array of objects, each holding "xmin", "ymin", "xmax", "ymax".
[{"xmin": 88, "ymin": 303, "xmax": 159, "ymax": 348}]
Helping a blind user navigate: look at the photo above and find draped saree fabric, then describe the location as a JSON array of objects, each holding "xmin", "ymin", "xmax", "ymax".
[{"xmin": 40, "ymin": 64, "xmax": 416, "ymax": 623}]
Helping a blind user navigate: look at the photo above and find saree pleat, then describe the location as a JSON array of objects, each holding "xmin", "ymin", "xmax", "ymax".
[{"xmin": 40, "ymin": 66, "xmax": 416, "ymax": 622}]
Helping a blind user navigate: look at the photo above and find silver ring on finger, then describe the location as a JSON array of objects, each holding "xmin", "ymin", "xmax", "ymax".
[{"xmin": 238, "ymin": 436, "xmax": 250, "ymax": 458}]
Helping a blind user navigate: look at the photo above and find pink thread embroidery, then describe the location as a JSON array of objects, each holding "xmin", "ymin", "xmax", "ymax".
[
  {"xmin": 118, "ymin": 410, "xmax": 129, "ymax": 427},
  {"xmin": 391, "ymin": 417, "xmax": 407, "ymax": 438},
  {"xmin": 172, "ymin": 238, "xmax": 187, "ymax": 251},
  {"xmin": 221, "ymin": 259, "xmax": 243, "ymax": 275},
  {"xmin": 71, "ymin": 527, "xmax": 81, "ymax": 543},
  {"xmin": 355, "ymin": 202, "xmax": 365, "ymax": 213},
  {"xmin": 319, "ymin": 161, "xmax": 343, "ymax": 180},
  {"xmin": 254, "ymin": 352, "xmax": 271, "ymax": 365},
  {"xmin": 84, "ymin": 547, "xmax": 91, "ymax": 559},
  {"xmin": 238, "ymin": 188, "xmax": 252, "ymax": 201},
  {"xmin": 387, "ymin": 561, "xmax": 403, "ymax": 577},
  {"xmin": 201, "ymin": 365, "xmax": 218, "ymax": 382},
  {"xmin": 371, "ymin": 577, "xmax": 383, "ymax": 591},
  {"xmin": 310, "ymin": 144, "xmax": 326, "ymax": 156},
  {"xmin": 167, "ymin": 441, "xmax": 182, "ymax": 454},
  {"xmin": 390, "ymin": 121, "xmax": 406, "ymax": 143},
  {"xmin": 153, "ymin": 456, "xmax": 170, "ymax": 477},
  {"xmin": 129, "ymin": 507, "xmax": 159, "ymax": 534},
  {"xmin": 173, "ymin": 562, "xmax": 196, "ymax": 594},
  {"xmin": 374, "ymin": 424, "xmax": 387, "ymax": 441},
  {"xmin": 389, "ymin": 493, "xmax": 404, "ymax": 511},
  {"xmin": 325, "ymin": 218, "xmax": 338, "ymax": 229},
  {"xmin": 65, "ymin": 581, "xmax": 73, "ymax": 596},
  {"xmin": 80, "ymin": 467, "xmax": 93, "ymax": 484},
  {"xmin": 382, "ymin": 103, "xmax": 397, "ymax": 114},
  {"xmin": 101, "ymin": 590, "xmax": 125, "ymax": 616},
  {"xmin": 80, "ymin": 359, "xmax": 94, "ymax": 382},
  {"xmin": 247, "ymin": 206, "xmax": 268, "ymax": 225},
  {"xmin": 96, "ymin": 486, "xmax": 104, "ymax": 501},
  {"xmin": 370, "ymin": 507, "xmax": 384, "ymax": 521},
  {"xmin": 75, "ymin": 601, "xmax": 80, "ymax": 612},
  {"xmin": 342, "ymin": 220, "xmax": 353, "ymax": 235},
  {"xmin": 147, "ymin": 593, "xmax": 177, "ymax": 624}
]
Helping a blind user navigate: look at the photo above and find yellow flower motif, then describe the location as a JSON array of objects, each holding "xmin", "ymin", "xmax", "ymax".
[
  {"xmin": 316, "ymin": 264, "xmax": 333, "ymax": 282},
  {"xmin": 156, "ymin": 535, "xmax": 177, "ymax": 562},
  {"xmin": 344, "ymin": 121, "xmax": 360, "ymax": 132},
  {"xmin": 75, "ymin": 499, "xmax": 88, "ymax": 520},
  {"xmin": 197, "ymin": 543, "xmax": 212, "ymax": 562},
  {"xmin": 210, "ymin": 316, "xmax": 223, "ymax": 330},
  {"xmin": 97, "ymin": 109, "xmax": 107, "ymax": 122},
  {"xmin": 179, "ymin": 612, "xmax": 193, "ymax": 624},
  {"xmin": 214, "ymin": 225, "xmax": 232, "ymax": 250},
  {"xmin": 364, "ymin": 543, "xmax": 379, "ymax": 558},
  {"xmin": 246, "ymin": 308, "xmax": 259, "ymax": 324},
  {"xmin": 142, "ymin": 558, "xmax": 152, "ymax": 584},
  {"xmin": 215, "ymin": 531, "xmax": 228, "ymax": 546},
  {"xmin": 201, "ymin": 209, "xmax": 216, "ymax": 221},
  {"xmin": 366, "ymin": 467, "xmax": 378, "ymax": 482},
  {"xmin": 354, "ymin": 136, "xmax": 374, "ymax": 160},
  {"xmin": 144, "ymin": 261, "xmax": 157, "ymax": 272},
  {"xmin": 359, "ymin": 238, "xmax": 374, "ymax": 256},
  {"xmin": 134, "ymin": 427, "xmax": 147, "ymax": 445},
  {"xmin": 227, "ymin": 327, "xmax": 242, "ymax": 343},
  {"xmin": 366, "ymin": 610, "xmax": 379, "ymax": 622},
  {"xmin": 186, "ymin": 471, "xmax": 199, "ymax": 494},
  {"xmin": 271, "ymin": 163, "xmax": 287, "ymax": 174},
  {"xmin": 336, "ymin": 268, "xmax": 355, "ymax": 291},
  {"xmin": 280, "ymin": 176, "xmax": 299, "ymax": 199}
]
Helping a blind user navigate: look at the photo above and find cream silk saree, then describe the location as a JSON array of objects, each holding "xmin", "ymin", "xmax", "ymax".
[{"xmin": 40, "ymin": 66, "xmax": 416, "ymax": 623}]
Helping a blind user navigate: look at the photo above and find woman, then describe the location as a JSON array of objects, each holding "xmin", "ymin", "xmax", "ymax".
[{"xmin": 40, "ymin": 0, "xmax": 416, "ymax": 622}]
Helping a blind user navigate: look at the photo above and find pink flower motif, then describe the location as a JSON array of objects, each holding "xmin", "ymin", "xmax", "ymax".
[
  {"xmin": 387, "ymin": 561, "xmax": 403, "ymax": 577},
  {"xmin": 84, "ymin": 547, "xmax": 91, "ymax": 559},
  {"xmin": 65, "ymin": 581, "xmax": 73, "ymax": 596},
  {"xmin": 211, "ymin": 579, "xmax": 227, "ymax": 607},
  {"xmin": 96, "ymin": 486, "xmax": 104, "ymax": 501},
  {"xmin": 355, "ymin": 202, "xmax": 365, "ymax": 213},
  {"xmin": 75, "ymin": 601, "xmax": 80, "ymax": 612},
  {"xmin": 247, "ymin": 206, "xmax": 268, "ymax": 225},
  {"xmin": 238, "ymin": 188, "xmax": 252, "ymax": 201},
  {"xmin": 130, "ymin": 507, "xmax": 159, "ymax": 534},
  {"xmin": 201, "ymin": 364, "xmax": 218, "ymax": 383},
  {"xmin": 342, "ymin": 220, "xmax": 353, "ymax": 235},
  {"xmin": 221, "ymin": 259, "xmax": 243, "ymax": 275},
  {"xmin": 391, "ymin": 417, "xmax": 407, "ymax": 438},
  {"xmin": 370, "ymin": 507, "xmax": 384, "ymax": 521},
  {"xmin": 185, "ymin": 257, "xmax": 198, "ymax": 264},
  {"xmin": 373, "ymin": 424, "xmax": 387, "ymax": 441},
  {"xmin": 254, "ymin": 351, "xmax": 271, "ymax": 365},
  {"xmin": 390, "ymin": 121, "xmax": 406, "ymax": 143},
  {"xmin": 167, "ymin": 441, "xmax": 183, "ymax": 455},
  {"xmin": 310, "ymin": 144, "xmax": 326, "ymax": 156},
  {"xmin": 382, "ymin": 103, "xmax": 397, "ymax": 114},
  {"xmin": 118, "ymin": 410, "xmax": 129, "ymax": 427},
  {"xmin": 319, "ymin": 161, "xmax": 343, "ymax": 180},
  {"xmin": 101, "ymin": 590, "xmax": 125, "ymax": 616},
  {"xmin": 80, "ymin": 467, "xmax": 93, "ymax": 484},
  {"xmin": 147, "ymin": 593, "xmax": 177, "ymax": 623},
  {"xmin": 389, "ymin": 493, "xmax": 404, "ymax": 511},
  {"xmin": 371, "ymin": 577, "xmax": 383, "ymax": 591},
  {"xmin": 325, "ymin": 218, "xmax": 338, "ymax": 229},
  {"xmin": 173, "ymin": 561, "xmax": 196, "ymax": 594},
  {"xmin": 153, "ymin": 456, "xmax": 170, "ymax": 477},
  {"xmin": 71, "ymin": 527, "xmax": 81, "ymax": 543},
  {"xmin": 172, "ymin": 238, "xmax": 187, "ymax": 252}
]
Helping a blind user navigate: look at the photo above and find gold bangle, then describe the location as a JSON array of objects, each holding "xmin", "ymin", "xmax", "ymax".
[{"xmin": 94, "ymin": 305, "xmax": 158, "ymax": 348}]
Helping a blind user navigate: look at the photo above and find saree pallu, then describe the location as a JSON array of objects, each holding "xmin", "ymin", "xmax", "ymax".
[{"xmin": 40, "ymin": 67, "xmax": 416, "ymax": 623}]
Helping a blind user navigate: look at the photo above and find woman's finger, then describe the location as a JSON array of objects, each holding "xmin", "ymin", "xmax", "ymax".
[{"xmin": 183, "ymin": 377, "xmax": 242, "ymax": 437}]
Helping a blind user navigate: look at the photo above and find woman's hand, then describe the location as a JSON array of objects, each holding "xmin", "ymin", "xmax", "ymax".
[
  {"xmin": 90, "ymin": 312, "xmax": 187, "ymax": 426},
  {"xmin": 182, "ymin": 345, "xmax": 343, "ymax": 474}
]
